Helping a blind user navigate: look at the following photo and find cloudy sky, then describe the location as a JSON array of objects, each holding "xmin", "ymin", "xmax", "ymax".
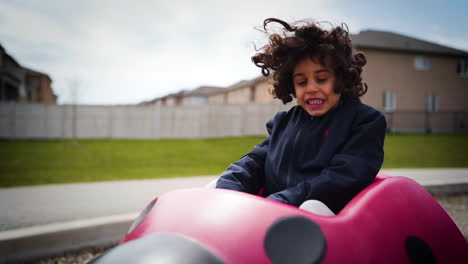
[{"xmin": 1, "ymin": 0, "xmax": 467, "ymax": 104}]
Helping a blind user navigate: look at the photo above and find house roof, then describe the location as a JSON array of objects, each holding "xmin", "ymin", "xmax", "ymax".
[
  {"xmin": 140, "ymin": 86, "xmax": 224, "ymax": 105},
  {"xmin": 1, "ymin": 44, "xmax": 53, "ymax": 80},
  {"xmin": 228, "ymin": 76, "xmax": 266, "ymax": 89},
  {"xmin": 351, "ymin": 30, "xmax": 468, "ymax": 56},
  {"xmin": 25, "ymin": 67, "xmax": 52, "ymax": 82},
  {"xmin": 0, "ymin": 44, "xmax": 22, "ymax": 67},
  {"xmin": 209, "ymin": 76, "xmax": 268, "ymax": 96},
  {"xmin": 183, "ymin": 86, "xmax": 224, "ymax": 96}
]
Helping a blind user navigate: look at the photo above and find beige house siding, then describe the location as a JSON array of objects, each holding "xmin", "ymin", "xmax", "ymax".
[
  {"xmin": 181, "ymin": 95, "xmax": 207, "ymax": 106},
  {"xmin": 165, "ymin": 97, "xmax": 177, "ymax": 106},
  {"xmin": 253, "ymin": 78, "xmax": 275, "ymax": 103},
  {"xmin": 360, "ymin": 49, "xmax": 468, "ymax": 112},
  {"xmin": 207, "ymin": 77, "xmax": 277, "ymax": 105},
  {"xmin": 226, "ymin": 87, "xmax": 251, "ymax": 104},
  {"xmin": 208, "ymin": 93, "xmax": 226, "ymax": 104},
  {"xmin": 208, "ymin": 78, "xmax": 276, "ymax": 105},
  {"xmin": 358, "ymin": 48, "xmax": 468, "ymax": 132}
]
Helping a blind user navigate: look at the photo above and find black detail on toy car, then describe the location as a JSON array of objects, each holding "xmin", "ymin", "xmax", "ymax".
[
  {"xmin": 127, "ymin": 198, "xmax": 157, "ymax": 235},
  {"xmin": 264, "ymin": 215, "xmax": 327, "ymax": 264},
  {"xmin": 89, "ymin": 232, "xmax": 225, "ymax": 264},
  {"xmin": 405, "ymin": 236, "xmax": 436, "ymax": 264}
]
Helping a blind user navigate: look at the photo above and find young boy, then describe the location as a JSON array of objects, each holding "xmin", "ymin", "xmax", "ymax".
[{"xmin": 216, "ymin": 18, "xmax": 386, "ymax": 215}]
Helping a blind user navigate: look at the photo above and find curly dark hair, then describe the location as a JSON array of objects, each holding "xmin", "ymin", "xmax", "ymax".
[{"xmin": 252, "ymin": 18, "xmax": 368, "ymax": 104}]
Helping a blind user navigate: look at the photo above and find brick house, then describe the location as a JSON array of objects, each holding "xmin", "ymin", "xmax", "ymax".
[
  {"xmin": 25, "ymin": 68, "xmax": 56, "ymax": 104},
  {"xmin": 0, "ymin": 44, "xmax": 57, "ymax": 104},
  {"xmin": 0, "ymin": 45, "xmax": 24, "ymax": 102}
]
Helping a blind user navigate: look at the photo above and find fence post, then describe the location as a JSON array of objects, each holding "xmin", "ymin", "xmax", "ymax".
[
  {"xmin": 108, "ymin": 106, "xmax": 113, "ymax": 139},
  {"xmin": 198, "ymin": 105, "xmax": 202, "ymax": 138},
  {"xmin": 10, "ymin": 102, "xmax": 16, "ymax": 138},
  {"xmin": 386, "ymin": 112, "xmax": 393, "ymax": 133},
  {"xmin": 453, "ymin": 112, "xmax": 458, "ymax": 133},
  {"xmin": 61, "ymin": 104, "xmax": 65, "ymax": 139},
  {"xmin": 72, "ymin": 104, "xmax": 77, "ymax": 140},
  {"xmin": 425, "ymin": 111, "xmax": 431, "ymax": 134},
  {"xmin": 153, "ymin": 104, "xmax": 161, "ymax": 139},
  {"xmin": 44, "ymin": 103, "xmax": 49, "ymax": 138}
]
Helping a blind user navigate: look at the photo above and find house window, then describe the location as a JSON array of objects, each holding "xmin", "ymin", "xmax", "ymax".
[
  {"xmin": 414, "ymin": 56, "xmax": 430, "ymax": 71},
  {"xmin": 383, "ymin": 91, "xmax": 396, "ymax": 112},
  {"xmin": 457, "ymin": 59, "xmax": 468, "ymax": 77},
  {"xmin": 426, "ymin": 93, "xmax": 438, "ymax": 112}
]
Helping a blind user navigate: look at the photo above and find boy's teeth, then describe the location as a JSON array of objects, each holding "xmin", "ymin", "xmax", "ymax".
[{"xmin": 307, "ymin": 99, "xmax": 324, "ymax": 104}]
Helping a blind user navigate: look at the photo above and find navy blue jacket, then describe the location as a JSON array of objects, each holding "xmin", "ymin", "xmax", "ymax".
[{"xmin": 216, "ymin": 98, "xmax": 387, "ymax": 213}]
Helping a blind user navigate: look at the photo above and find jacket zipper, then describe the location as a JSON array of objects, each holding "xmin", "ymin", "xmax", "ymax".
[{"xmin": 288, "ymin": 116, "xmax": 314, "ymax": 186}]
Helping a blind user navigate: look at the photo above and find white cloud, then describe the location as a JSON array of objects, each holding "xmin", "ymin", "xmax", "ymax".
[{"xmin": 425, "ymin": 34, "xmax": 468, "ymax": 53}]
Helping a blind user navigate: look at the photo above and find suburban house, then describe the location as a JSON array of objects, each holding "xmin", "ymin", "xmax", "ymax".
[
  {"xmin": 353, "ymin": 30, "xmax": 468, "ymax": 132},
  {"xmin": 0, "ymin": 44, "xmax": 57, "ymax": 104},
  {"xmin": 24, "ymin": 68, "xmax": 56, "ymax": 104},
  {"xmin": 208, "ymin": 76, "xmax": 274, "ymax": 105},
  {"xmin": 140, "ymin": 90, "xmax": 184, "ymax": 106},
  {"xmin": 206, "ymin": 30, "xmax": 468, "ymax": 132},
  {"xmin": 144, "ymin": 86, "xmax": 224, "ymax": 106}
]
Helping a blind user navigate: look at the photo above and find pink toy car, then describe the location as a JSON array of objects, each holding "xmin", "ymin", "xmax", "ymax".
[{"xmin": 90, "ymin": 173, "xmax": 467, "ymax": 264}]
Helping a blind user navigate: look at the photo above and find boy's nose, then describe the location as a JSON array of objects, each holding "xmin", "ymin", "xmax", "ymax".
[{"xmin": 305, "ymin": 83, "xmax": 319, "ymax": 93}]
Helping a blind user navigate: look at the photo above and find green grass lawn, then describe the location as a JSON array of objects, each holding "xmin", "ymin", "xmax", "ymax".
[{"xmin": 0, "ymin": 134, "xmax": 467, "ymax": 188}]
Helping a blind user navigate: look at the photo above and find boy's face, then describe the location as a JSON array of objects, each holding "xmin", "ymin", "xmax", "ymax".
[{"xmin": 292, "ymin": 57, "xmax": 341, "ymax": 117}]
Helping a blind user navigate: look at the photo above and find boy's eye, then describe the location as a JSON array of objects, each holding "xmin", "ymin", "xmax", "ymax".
[{"xmin": 295, "ymin": 79, "xmax": 307, "ymax": 86}]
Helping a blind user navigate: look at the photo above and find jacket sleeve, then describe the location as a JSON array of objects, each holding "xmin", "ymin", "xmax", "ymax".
[
  {"xmin": 216, "ymin": 112, "xmax": 284, "ymax": 194},
  {"xmin": 266, "ymin": 109, "xmax": 387, "ymax": 213}
]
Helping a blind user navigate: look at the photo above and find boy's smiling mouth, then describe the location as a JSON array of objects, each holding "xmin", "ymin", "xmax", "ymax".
[{"xmin": 306, "ymin": 98, "xmax": 325, "ymax": 108}]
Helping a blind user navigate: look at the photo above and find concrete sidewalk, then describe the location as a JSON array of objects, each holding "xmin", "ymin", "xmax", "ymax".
[{"xmin": 0, "ymin": 169, "xmax": 467, "ymax": 263}]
